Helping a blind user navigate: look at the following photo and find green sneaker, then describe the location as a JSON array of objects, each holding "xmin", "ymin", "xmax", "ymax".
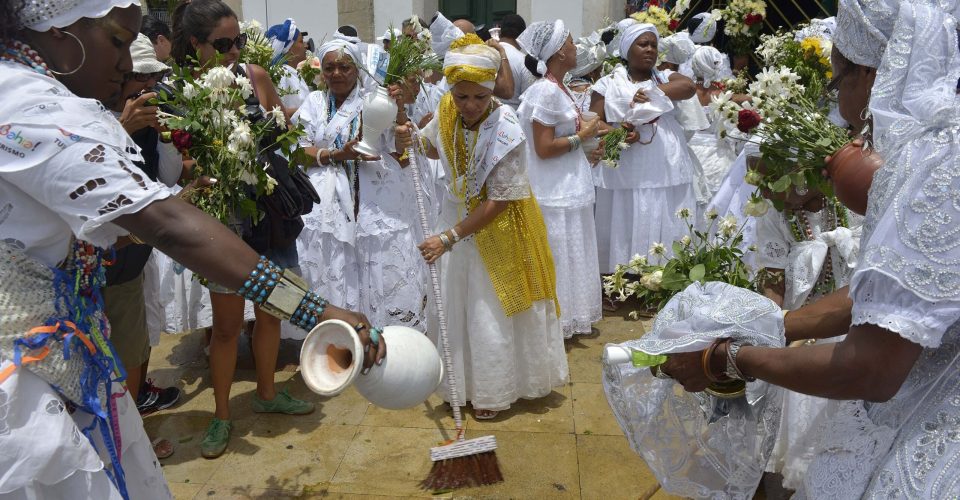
[
  {"xmin": 252, "ymin": 388, "xmax": 315, "ymax": 415},
  {"xmin": 200, "ymin": 418, "xmax": 232, "ymax": 459}
]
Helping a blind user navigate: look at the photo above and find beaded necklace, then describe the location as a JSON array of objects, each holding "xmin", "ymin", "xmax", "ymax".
[
  {"xmin": 786, "ymin": 197, "xmax": 849, "ymax": 301},
  {"xmin": 0, "ymin": 39, "xmax": 54, "ymax": 77},
  {"xmin": 327, "ymin": 92, "xmax": 361, "ymax": 217},
  {"xmin": 451, "ymin": 114, "xmax": 482, "ymax": 218}
]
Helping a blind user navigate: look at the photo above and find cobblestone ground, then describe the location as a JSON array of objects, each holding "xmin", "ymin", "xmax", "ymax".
[{"xmin": 144, "ymin": 310, "xmax": 685, "ymax": 499}]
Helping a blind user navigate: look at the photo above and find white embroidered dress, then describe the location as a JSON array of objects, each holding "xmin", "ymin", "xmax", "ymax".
[
  {"xmin": 592, "ymin": 68, "xmax": 698, "ymax": 272},
  {"xmin": 294, "ymin": 85, "xmax": 428, "ymax": 332},
  {"xmin": 421, "ymin": 106, "xmax": 569, "ymax": 411},
  {"xmin": 0, "ymin": 62, "xmax": 171, "ymax": 499},
  {"xmin": 795, "ymin": 3, "xmax": 960, "ymax": 497},
  {"xmin": 518, "ymin": 80, "xmax": 602, "ymax": 337}
]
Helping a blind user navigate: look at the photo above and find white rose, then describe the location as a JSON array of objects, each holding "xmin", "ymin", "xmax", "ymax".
[{"xmin": 640, "ymin": 270, "xmax": 663, "ymax": 291}]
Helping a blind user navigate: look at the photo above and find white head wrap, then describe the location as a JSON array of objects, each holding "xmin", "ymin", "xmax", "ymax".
[
  {"xmin": 333, "ymin": 32, "xmax": 362, "ymax": 45},
  {"xmin": 688, "ymin": 12, "xmax": 717, "ymax": 43},
  {"xmin": 318, "ymin": 39, "xmax": 364, "ymax": 68},
  {"xmin": 19, "ymin": 0, "xmax": 140, "ymax": 32},
  {"xmin": 850, "ymin": 1, "xmax": 960, "ymax": 307},
  {"xmin": 443, "ymin": 37, "xmax": 501, "ymax": 90},
  {"xmin": 619, "ymin": 23, "xmax": 659, "ymax": 62},
  {"xmin": 659, "ymin": 32, "xmax": 696, "ymax": 65},
  {"xmin": 380, "ymin": 28, "xmax": 402, "ymax": 42},
  {"xmin": 610, "ymin": 18, "xmax": 638, "ymax": 57},
  {"xmin": 690, "ymin": 45, "xmax": 724, "ymax": 86},
  {"xmin": 572, "ymin": 36, "xmax": 606, "ymax": 77},
  {"xmin": 430, "ymin": 12, "xmax": 465, "ymax": 58},
  {"xmin": 130, "ymin": 33, "xmax": 170, "ymax": 74},
  {"xmin": 517, "ymin": 20, "xmax": 569, "ymax": 76},
  {"xmin": 833, "ymin": 0, "xmax": 898, "ymax": 68}
]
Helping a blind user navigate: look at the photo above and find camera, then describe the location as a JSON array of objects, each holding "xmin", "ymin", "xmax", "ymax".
[{"xmin": 149, "ymin": 81, "xmax": 187, "ymax": 118}]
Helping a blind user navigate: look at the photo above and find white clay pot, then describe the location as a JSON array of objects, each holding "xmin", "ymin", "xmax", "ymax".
[
  {"xmin": 300, "ymin": 319, "xmax": 443, "ymax": 410},
  {"xmin": 353, "ymin": 85, "xmax": 397, "ymax": 157}
]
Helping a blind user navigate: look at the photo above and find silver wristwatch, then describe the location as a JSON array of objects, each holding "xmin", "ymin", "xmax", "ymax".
[{"xmin": 724, "ymin": 341, "xmax": 755, "ymax": 382}]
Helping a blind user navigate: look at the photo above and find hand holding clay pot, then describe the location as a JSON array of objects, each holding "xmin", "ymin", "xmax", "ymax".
[
  {"xmin": 300, "ymin": 320, "xmax": 443, "ymax": 410},
  {"xmin": 825, "ymin": 141, "xmax": 883, "ymax": 215}
]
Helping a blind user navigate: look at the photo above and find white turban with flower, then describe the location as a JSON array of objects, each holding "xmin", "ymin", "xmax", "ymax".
[{"xmin": 619, "ymin": 23, "xmax": 659, "ymax": 61}]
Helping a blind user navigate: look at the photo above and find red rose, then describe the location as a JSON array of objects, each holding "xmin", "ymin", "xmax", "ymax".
[
  {"xmin": 668, "ymin": 19, "xmax": 680, "ymax": 31},
  {"xmin": 647, "ymin": 0, "xmax": 659, "ymax": 6},
  {"xmin": 737, "ymin": 109, "xmax": 762, "ymax": 133},
  {"xmin": 744, "ymin": 13, "xmax": 764, "ymax": 26},
  {"xmin": 171, "ymin": 129, "xmax": 192, "ymax": 151}
]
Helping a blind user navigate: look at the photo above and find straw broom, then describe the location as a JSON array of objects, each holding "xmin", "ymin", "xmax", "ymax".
[{"xmin": 401, "ymin": 129, "xmax": 503, "ymax": 490}]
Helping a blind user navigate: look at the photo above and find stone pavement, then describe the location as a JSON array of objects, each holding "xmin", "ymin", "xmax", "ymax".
[{"xmin": 144, "ymin": 311, "xmax": 683, "ymax": 499}]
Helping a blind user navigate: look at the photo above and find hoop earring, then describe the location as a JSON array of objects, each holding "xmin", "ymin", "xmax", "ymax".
[{"xmin": 48, "ymin": 30, "xmax": 86, "ymax": 76}]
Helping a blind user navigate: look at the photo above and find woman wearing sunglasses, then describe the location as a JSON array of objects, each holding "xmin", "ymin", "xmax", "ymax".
[{"xmin": 169, "ymin": 0, "xmax": 317, "ymax": 459}]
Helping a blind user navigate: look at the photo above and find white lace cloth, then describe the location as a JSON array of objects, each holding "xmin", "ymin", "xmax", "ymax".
[{"xmin": 603, "ymin": 282, "xmax": 786, "ymax": 499}]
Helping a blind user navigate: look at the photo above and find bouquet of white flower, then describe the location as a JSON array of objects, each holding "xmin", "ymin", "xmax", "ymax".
[
  {"xmin": 156, "ymin": 63, "xmax": 304, "ymax": 225},
  {"xmin": 712, "ymin": 0, "xmax": 766, "ymax": 56},
  {"xmin": 604, "ymin": 208, "xmax": 770, "ymax": 313}
]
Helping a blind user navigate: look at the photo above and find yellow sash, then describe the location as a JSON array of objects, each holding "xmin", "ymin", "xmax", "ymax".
[{"xmin": 437, "ymin": 94, "xmax": 558, "ymax": 317}]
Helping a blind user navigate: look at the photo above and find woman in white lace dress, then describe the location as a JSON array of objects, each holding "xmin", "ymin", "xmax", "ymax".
[
  {"xmin": 417, "ymin": 35, "xmax": 568, "ymax": 419},
  {"xmin": 517, "ymin": 20, "xmax": 603, "ymax": 338},
  {"xmin": 661, "ymin": 1, "xmax": 960, "ymax": 497},
  {"xmin": 293, "ymin": 40, "xmax": 427, "ymax": 333},
  {"xmin": 590, "ymin": 23, "xmax": 698, "ymax": 271}
]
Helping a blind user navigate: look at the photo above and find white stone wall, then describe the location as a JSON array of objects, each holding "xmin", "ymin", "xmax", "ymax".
[{"xmin": 240, "ymin": 0, "xmax": 341, "ymax": 42}]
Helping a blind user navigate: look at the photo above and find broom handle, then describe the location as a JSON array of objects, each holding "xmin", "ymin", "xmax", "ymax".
[{"xmin": 404, "ymin": 138, "xmax": 466, "ymax": 437}]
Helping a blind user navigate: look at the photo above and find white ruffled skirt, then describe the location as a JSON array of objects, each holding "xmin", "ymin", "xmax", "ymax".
[
  {"xmin": 595, "ymin": 184, "xmax": 697, "ymax": 274},
  {"xmin": 434, "ymin": 198, "xmax": 569, "ymax": 410},
  {"xmin": 689, "ymin": 132, "xmax": 738, "ymax": 199},
  {"xmin": 540, "ymin": 204, "xmax": 602, "ymax": 337}
]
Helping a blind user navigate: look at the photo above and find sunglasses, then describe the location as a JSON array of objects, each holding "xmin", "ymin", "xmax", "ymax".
[
  {"xmin": 207, "ymin": 33, "xmax": 247, "ymax": 54},
  {"xmin": 128, "ymin": 70, "xmax": 170, "ymax": 82}
]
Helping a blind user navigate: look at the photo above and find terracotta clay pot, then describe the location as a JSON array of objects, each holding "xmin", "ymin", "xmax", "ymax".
[{"xmin": 825, "ymin": 143, "xmax": 884, "ymax": 215}]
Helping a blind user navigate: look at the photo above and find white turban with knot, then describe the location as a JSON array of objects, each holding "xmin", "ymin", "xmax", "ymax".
[
  {"xmin": 690, "ymin": 45, "xmax": 725, "ymax": 86},
  {"xmin": 619, "ymin": 23, "xmax": 659, "ymax": 62},
  {"xmin": 517, "ymin": 20, "xmax": 569, "ymax": 76},
  {"xmin": 659, "ymin": 32, "xmax": 696, "ymax": 65}
]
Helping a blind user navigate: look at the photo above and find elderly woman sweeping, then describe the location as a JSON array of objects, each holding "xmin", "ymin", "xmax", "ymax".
[{"xmin": 417, "ymin": 34, "xmax": 569, "ymax": 420}]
